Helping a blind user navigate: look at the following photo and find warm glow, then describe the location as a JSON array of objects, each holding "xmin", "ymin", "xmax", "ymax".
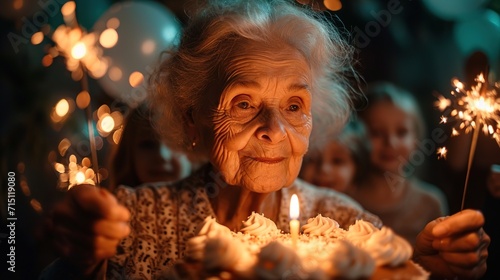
[
  {"xmin": 100, "ymin": 115, "xmax": 115, "ymax": 133},
  {"xmin": 75, "ymin": 171, "xmax": 86, "ymax": 185},
  {"xmin": 324, "ymin": 0, "xmax": 342, "ymax": 11},
  {"xmin": 13, "ymin": 0, "xmax": 23, "ymax": 10},
  {"xmin": 109, "ymin": 66, "xmax": 122, "ymax": 81},
  {"xmin": 435, "ymin": 95, "xmax": 451, "ymax": 111},
  {"xmin": 440, "ymin": 116, "xmax": 447, "ymax": 124},
  {"xmin": 99, "ymin": 28, "xmax": 118, "ymax": 48},
  {"xmin": 106, "ymin": 18, "xmax": 120, "ymax": 29},
  {"xmin": 129, "ymin": 71, "xmax": 144, "ymax": 88},
  {"xmin": 42, "ymin": 55, "xmax": 53, "ymax": 67},
  {"xmin": 290, "ymin": 194, "xmax": 299, "ymax": 220},
  {"xmin": 71, "ymin": 42, "xmax": 87, "ymax": 59},
  {"xmin": 55, "ymin": 99, "xmax": 70, "ymax": 117},
  {"xmin": 113, "ymin": 127, "xmax": 123, "ymax": 144},
  {"xmin": 437, "ymin": 147, "xmax": 447, "ymax": 159},
  {"xmin": 31, "ymin": 32, "xmax": 44, "ymax": 45},
  {"xmin": 54, "ymin": 163, "xmax": 66, "ymax": 173},
  {"xmin": 97, "ymin": 104, "xmax": 110, "ymax": 119},
  {"xmin": 58, "ymin": 138, "xmax": 71, "ymax": 156},
  {"xmin": 61, "ymin": 1, "xmax": 76, "ymax": 17},
  {"xmin": 141, "ymin": 40, "xmax": 156, "ymax": 55},
  {"xmin": 76, "ymin": 90, "xmax": 91, "ymax": 109}
]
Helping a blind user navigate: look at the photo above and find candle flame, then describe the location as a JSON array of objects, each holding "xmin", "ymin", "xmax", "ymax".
[{"xmin": 290, "ymin": 194, "xmax": 299, "ymax": 220}]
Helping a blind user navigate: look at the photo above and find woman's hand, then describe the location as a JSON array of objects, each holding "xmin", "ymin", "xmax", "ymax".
[
  {"xmin": 50, "ymin": 185, "xmax": 131, "ymax": 275},
  {"xmin": 414, "ymin": 209, "xmax": 490, "ymax": 279}
]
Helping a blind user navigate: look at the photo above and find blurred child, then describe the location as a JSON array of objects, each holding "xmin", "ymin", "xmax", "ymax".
[
  {"xmin": 300, "ymin": 120, "xmax": 370, "ymax": 194},
  {"xmin": 352, "ymin": 81, "xmax": 448, "ymax": 245},
  {"xmin": 107, "ymin": 106, "xmax": 191, "ymax": 191}
]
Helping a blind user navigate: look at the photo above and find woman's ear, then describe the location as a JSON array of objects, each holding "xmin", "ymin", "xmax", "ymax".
[{"xmin": 185, "ymin": 108, "xmax": 198, "ymax": 147}]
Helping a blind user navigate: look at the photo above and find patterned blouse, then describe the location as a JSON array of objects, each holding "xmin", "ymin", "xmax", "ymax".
[{"xmin": 107, "ymin": 164, "xmax": 381, "ymax": 279}]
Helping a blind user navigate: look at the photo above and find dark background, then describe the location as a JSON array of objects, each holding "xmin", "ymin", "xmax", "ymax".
[{"xmin": 1, "ymin": 0, "xmax": 499, "ymax": 279}]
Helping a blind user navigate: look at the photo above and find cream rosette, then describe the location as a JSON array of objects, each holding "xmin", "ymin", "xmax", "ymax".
[
  {"xmin": 240, "ymin": 212, "xmax": 280, "ymax": 237},
  {"xmin": 364, "ymin": 226, "xmax": 413, "ymax": 266},
  {"xmin": 322, "ymin": 240, "xmax": 375, "ymax": 279},
  {"xmin": 345, "ymin": 220, "xmax": 379, "ymax": 247},
  {"xmin": 203, "ymin": 234, "xmax": 255, "ymax": 273},
  {"xmin": 254, "ymin": 241, "xmax": 306, "ymax": 279},
  {"xmin": 185, "ymin": 216, "xmax": 231, "ymax": 260},
  {"xmin": 301, "ymin": 214, "xmax": 340, "ymax": 237}
]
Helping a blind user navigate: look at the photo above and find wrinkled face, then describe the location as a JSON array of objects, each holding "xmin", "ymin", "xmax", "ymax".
[
  {"xmin": 193, "ymin": 47, "xmax": 313, "ymax": 193},
  {"xmin": 301, "ymin": 141, "xmax": 356, "ymax": 192},
  {"xmin": 363, "ymin": 101, "xmax": 417, "ymax": 174}
]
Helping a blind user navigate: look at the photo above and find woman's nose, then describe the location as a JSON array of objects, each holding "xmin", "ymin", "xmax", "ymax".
[{"xmin": 255, "ymin": 109, "xmax": 287, "ymax": 143}]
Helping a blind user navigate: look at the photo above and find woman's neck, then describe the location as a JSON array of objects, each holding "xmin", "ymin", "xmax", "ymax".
[{"xmin": 209, "ymin": 181, "xmax": 281, "ymax": 231}]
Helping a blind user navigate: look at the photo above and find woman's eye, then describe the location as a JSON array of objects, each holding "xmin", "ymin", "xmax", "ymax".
[
  {"xmin": 288, "ymin": 104, "xmax": 300, "ymax": 112},
  {"xmin": 237, "ymin": 101, "xmax": 251, "ymax": 109}
]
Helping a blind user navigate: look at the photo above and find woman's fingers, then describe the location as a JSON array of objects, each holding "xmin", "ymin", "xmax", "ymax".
[
  {"xmin": 69, "ymin": 185, "xmax": 130, "ymax": 222},
  {"xmin": 433, "ymin": 228, "xmax": 490, "ymax": 252},
  {"xmin": 432, "ymin": 209, "xmax": 484, "ymax": 238}
]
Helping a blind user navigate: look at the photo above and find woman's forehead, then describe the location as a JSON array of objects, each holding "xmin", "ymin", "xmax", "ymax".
[{"xmin": 224, "ymin": 42, "xmax": 311, "ymax": 81}]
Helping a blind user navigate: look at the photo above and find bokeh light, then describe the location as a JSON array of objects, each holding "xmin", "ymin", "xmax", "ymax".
[
  {"xmin": 141, "ymin": 40, "xmax": 156, "ymax": 55},
  {"xmin": 31, "ymin": 32, "xmax": 44, "ymax": 45},
  {"xmin": 99, "ymin": 28, "xmax": 118, "ymax": 48},
  {"xmin": 108, "ymin": 66, "xmax": 122, "ymax": 81},
  {"xmin": 76, "ymin": 90, "xmax": 91, "ymax": 109},
  {"xmin": 129, "ymin": 71, "xmax": 144, "ymax": 88},
  {"xmin": 61, "ymin": 1, "xmax": 76, "ymax": 17},
  {"xmin": 106, "ymin": 17, "xmax": 120, "ymax": 29},
  {"xmin": 71, "ymin": 42, "xmax": 87, "ymax": 59},
  {"xmin": 100, "ymin": 115, "xmax": 115, "ymax": 133},
  {"xmin": 55, "ymin": 99, "xmax": 70, "ymax": 117}
]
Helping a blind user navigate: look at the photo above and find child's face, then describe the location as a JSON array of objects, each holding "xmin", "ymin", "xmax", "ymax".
[
  {"xmin": 364, "ymin": 100, "xmax": 417, "ymax": 174},
  {"xmin": 301, "ymin": 140, "xmax": 356, "ymax": 193}
]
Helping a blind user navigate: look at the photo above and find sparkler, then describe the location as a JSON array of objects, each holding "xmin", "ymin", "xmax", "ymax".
[
  {"xmin": 32, "ymin": 1, "xmax": 120, "ymax": 186},
  {"xmin": 435, "ymin": 73, "xmax": 500, "ymax": 209}
]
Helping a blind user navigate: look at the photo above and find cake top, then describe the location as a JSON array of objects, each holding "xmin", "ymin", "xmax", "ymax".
[{"xmin": 176, "ymin": 213, "xmax": 425, "ymax": 280}]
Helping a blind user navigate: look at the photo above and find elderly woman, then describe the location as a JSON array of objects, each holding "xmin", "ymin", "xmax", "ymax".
[{"xmin": 44, "ymin": 0, "xmax": 489, "ymax": 279}]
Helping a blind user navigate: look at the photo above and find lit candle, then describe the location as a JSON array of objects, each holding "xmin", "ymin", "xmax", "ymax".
[{"xmin": 290, "ymin": 194, "xmax": 300, "ymax": 248}]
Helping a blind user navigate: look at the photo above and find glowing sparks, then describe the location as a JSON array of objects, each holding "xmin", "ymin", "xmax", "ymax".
[
  {"xmin": 437, "ymin": 147, "xmax": 448, "ymax": 159},
  {"xmin": 436, "ymin": 74, "xmax": 500, "ymax": 149},
  {"xmin": 436, "ymin": 74, "xmax": 500, "ymax": 210},
  {"xmin": 50, "ymin": 24, "xmax": 108, "ymax": 79},
  {"xmin": 54, "ymin": 154, "xmax": 96, "ymax": 190}
]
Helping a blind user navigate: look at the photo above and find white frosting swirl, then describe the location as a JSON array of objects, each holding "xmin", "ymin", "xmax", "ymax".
[
  {"xmin": 322, "ymin": 240, "xmax": 375, "ymax": 279},
  {"xmin": 185, "ymin": 216, "xmax": 231, "ymax": 260},
  {"xmin": 254, "ymin": 241, "xmax": 305, "ymax": 279},
  {"xmin": 364, "ymin": 226, "xmax": 413, "ymax": 266},
  {"xmin": 301, "ymin": 214, "xmax": 340, "ymax": 236},
  {"xmin": 203, "ymin": 234, "xmax": 255, "ymax": 273},
  {"xmin": 346, "ymin": 220, "xmax": 379, "ymax": 247},
  {"xmin": 241, "ymin": 212, "xmax": 280, "ymax": 237},
  {"xmin": 196, "ymin": 216, "xmax": 231, "ymax": 237}
]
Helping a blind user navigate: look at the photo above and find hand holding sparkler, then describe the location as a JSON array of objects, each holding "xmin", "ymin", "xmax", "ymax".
[
  {"xmin": 414, "ymin": 209, "xmax": 490, "ymax": 279},
  {"xmin": 51, "ymin": 184, "xmax": 130, "ymax": 276}
]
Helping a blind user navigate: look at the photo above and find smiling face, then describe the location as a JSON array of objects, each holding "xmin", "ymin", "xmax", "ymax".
[
  {"xmin": 191, "ymin": 45, "xmax": 313, "ymax": 193},
  {"xmin": 363, "ymin": 101, "xmax": 417, "ymax": 174},
  {"xmin": 301, "ymin": 140, "xmax": 356, "ymax": 192}
]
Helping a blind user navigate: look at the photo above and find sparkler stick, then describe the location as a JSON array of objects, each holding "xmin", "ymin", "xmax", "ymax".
[
  {"xmin": 80, "ymin": 63, "xmax": 100, "ymax": 184},
  {"xmin": 436, "ymin": 73, "xmax": 500, "ymax": 210}
]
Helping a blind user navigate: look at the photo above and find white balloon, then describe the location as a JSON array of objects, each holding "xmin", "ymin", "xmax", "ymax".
[
  {"xmin": 422, "ymin": 0, "xmax": 488, "ymax": 21},
  {"xmin": 93, "ymin": 1, "xmax": 181, "ymax": 107},
  {"xmin": 453, "ymin": 9, "xmax": 500, "ymax": 64}
]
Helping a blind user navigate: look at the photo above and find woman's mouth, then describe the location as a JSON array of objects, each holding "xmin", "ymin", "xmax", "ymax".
[{"xmin": 252, "ymin": 157, "xmax": 285, "ymax": 164}]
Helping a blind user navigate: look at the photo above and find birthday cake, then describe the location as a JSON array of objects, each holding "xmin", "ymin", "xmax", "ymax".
[{"xmin": 164, "ymin": 213, "xmax": 429, "ymax": 279}]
